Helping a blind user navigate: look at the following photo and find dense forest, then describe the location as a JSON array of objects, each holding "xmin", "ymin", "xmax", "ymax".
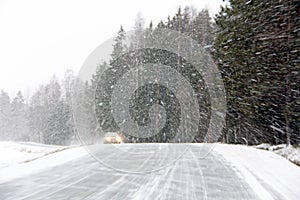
[
  {"xmin": 213, "ymin": 0, "xmax": 299, "ymax": 145},
  {"xmin": 0, "ymin": 0, "xmax": 299, "ymax": 145}
]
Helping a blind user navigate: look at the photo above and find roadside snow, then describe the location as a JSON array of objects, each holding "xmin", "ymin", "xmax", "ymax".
[
  {"xmin": 215, "ymin": 144, "xmax": 300, "ymax": 200},
  {"xmin": 0, "ymin": 142, "xmax": 87, "ymax": 183},
  {"xmin": 1, "ymin": 142, "xmax": 300, "ymax": 199},
  {"xmin": 256, "ymin": 143, "xmax": 300, "ymax": 166},
  {"xmin": 0, "ymin": 141, "xmax": 70, "ymax": 167},
  {"xmin": 275, "ymin": 146, "xmax": 300, "ymax": 166},
  {"xmin": 255, "ymin": 143, "xmax": 272, "ymax": 150}
]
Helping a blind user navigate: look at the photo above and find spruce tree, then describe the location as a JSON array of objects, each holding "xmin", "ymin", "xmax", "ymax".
[
  {"xmin": 0, "ymin": 90, "xmax": 12, "ymax": 140},
  {"xmin": 11, "ymin": 91, "xmax": 28, "ymax": 140}
]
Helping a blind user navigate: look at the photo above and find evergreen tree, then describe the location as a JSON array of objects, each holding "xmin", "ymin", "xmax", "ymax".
[
  {"xmin": 111, "ymin": 26, "xmax": 127, "ymax": 61},
  {"xmin": 28, "ymin": 85, "xmax": 48, "ymax": 142},
  {"xmin": 214, "ymin": 0, "xmax": 300, "ymax": 144},
  {"xmin": 11, "ymin": 91, "xmax": 28, "ymax": 140},
  {"xmin": 28, "ymin": 76, "xmax": 73, "ymax": 145},
  {"xmin": 191, "ymin": 9, "xmax": 214, "ymax": 46},
  {"xmin": 0, "ymin": 90, "xmax": 12, "ymax": 140},
  {"xmin": 129, "ymin": 13, "xmax": 146, "ymax": 50},
  {"xmin": 43, "ymin": 76, "xmax": 62, "ymax": 144},
  {"xmin": 62, "ymin": 69, "xmax": 76, "ymax": 144}
]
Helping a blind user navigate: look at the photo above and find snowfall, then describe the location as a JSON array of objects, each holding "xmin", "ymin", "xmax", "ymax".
[{"xmin": 0, "ymin": 141, "xmax": 300, "ymax": 200}]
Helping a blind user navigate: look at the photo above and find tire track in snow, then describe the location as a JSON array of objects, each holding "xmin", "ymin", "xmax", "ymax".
[{"xmin": 189, "ymin": 147, "xmax": 208, "ymax": 200}]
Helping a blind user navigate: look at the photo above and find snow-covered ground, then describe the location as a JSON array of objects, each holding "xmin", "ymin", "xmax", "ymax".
[
  {"xmin": 1, "ymin": 142, "xmax": 300, "ymax": 199},
  {"xmin": 215, "ymin": 144, "xmax": 300, "ymax": 200},
  {"xmin": 0, "ymin": 141, "xmax": 69, "ymax": 167},
  {"xmin": 0, "ymin": 141, "xmax": 87, "ymax": 183},
  {"xmin": 255, "ymin": 143, "xmax": 300, "ymax": 166}
]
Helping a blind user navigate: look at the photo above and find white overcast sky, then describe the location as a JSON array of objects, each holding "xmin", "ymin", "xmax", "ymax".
[{"xmin": 0, "ymin": 0, "xmax": 225, "ymax": 99}]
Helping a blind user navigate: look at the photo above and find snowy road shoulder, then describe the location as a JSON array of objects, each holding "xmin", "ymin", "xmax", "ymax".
[
  {"xmin": 256, "ymin": 143, "xmax": 300, "ymax": 166},
  {"xmin": 0, "ymin": 142, "xmax": 87, "ymax": 183},
  {"xmin": 214, "ymin": 144, "xmax": 300, "ymax": 200},
  {"xmin": 0, "ymin": 141, "xmax": 73, "ymax": 167}
]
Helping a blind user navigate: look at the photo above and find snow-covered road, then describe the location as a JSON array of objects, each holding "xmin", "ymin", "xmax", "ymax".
[{"xmin": 0, "ymin": 143, "xmax": 300, "ymax": 200}]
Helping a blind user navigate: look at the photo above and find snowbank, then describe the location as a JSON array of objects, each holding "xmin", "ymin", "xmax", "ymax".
[
  {"xmin": 255, "ymin": 143, "xmax": 300, "ymax": 166},
  {"xmin": 0, "ymin": 141, "xmax": 83, "ymax": 168},
  {"xmin": 275, "ymin": 147, "xmax": 300, "ymax": 166},
  {"xmin": 215, "ymin": 144, "xmax": 300, "ymax": 200},
  {"xmin": 0, "ymin": 142, "xmax": 87, "ymax": 183},
  {"xmin": 0, "ymin": 141, "xmax": 70, "ymax": 168}
]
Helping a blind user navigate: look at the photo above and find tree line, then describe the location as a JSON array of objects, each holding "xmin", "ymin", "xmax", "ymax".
[
  {"xmin": 213, "ymin": 0, "xmax": 299, "ymax": 145},
  {"xmin": 0, "ymin": 1, "xmax": 299, "ymax": 145}
]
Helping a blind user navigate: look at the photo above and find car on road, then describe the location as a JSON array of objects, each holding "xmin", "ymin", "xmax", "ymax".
[{"xmin": 104, "ymin": 132, "xmax": 123, "ymax": 144}]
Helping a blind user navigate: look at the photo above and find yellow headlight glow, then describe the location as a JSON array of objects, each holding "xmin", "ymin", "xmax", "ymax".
[{"xmin": 116, "ymin": 136, "xmax": 122, "ymax": 142}]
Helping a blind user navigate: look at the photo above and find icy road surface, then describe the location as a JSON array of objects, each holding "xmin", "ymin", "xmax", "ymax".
[{"xmin": 1, "ymin": 143, "xmax": 300, "ymax": 200}]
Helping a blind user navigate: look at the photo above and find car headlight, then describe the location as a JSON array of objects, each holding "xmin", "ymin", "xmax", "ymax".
[
  {"xmin": 116, "ymin": 136, "xmax": 122, "ymax": 142},
  {"xmin": 106, "ymin": 137, "xmax": 111, "ymax": 142}
]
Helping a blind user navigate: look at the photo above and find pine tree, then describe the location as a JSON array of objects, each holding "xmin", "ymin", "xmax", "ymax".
[
  {"xmin": 43, "ymin": 76, "xmax": 63, "ymax": 144},
  {"xmin": 11, "ymin": 91, "xmax": 28, "ymax": 140},
  {"xmin": 214, "ymin": 0, "xmax": 300, "ymax": 145},
  {"xmin": 191, "ymin": 9, "xmax": 214, "ymax": 46},
  {"xmin": 0, "ymin": 90, "xmax": 12, "ymax": 140},
  {"xmin": 111, "ymin": 26, "xmax": 127, "ymax": 61},
  {"xmin": 28, "ymin": 76, "xmax": 72, "ymax": 145},
  {"xmin": 129, "ymin": 13, "xmax": 145, "ymax": 50},
  {"xmin": 28, "ymin": 85, "xmax": 48, "ymax": 142},
  {"xmin": 62, "ymin": 69, "xmax": 76, "ymax": 144}
]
